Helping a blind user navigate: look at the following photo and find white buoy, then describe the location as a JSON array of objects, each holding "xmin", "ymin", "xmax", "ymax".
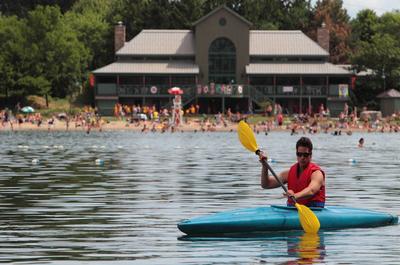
[
  {"xmin": 348, "ymin": 158, "xmax": 357, "ymax": 164},
  {"xmin": 32, "ymin": 159, "xmax": 39, "ymax": 165},
  {"xmin": 117, "ymin": 145, "xmax": 123, "ymax": 149},
  {"xmin": 95, "ymin": 159, "xmax": 104, "ymax": 165}
]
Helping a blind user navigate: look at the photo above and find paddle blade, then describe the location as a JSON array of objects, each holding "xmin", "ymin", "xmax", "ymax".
[
  {"xmin": 295, "ymin": 203, "xmax": 320, "ymax": 233},
  {"xmin": 238, "ymin": 121, "xmax": 258, "ymax": 152}
]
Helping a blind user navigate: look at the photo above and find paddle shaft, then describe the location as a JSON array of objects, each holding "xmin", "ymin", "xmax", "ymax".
[{"xmin": 257, "ymin": 151, "xmax": 297, "ymax": 204}]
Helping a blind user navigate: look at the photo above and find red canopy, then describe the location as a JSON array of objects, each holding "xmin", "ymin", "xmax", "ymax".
[{"xmin": 168, "ymin": 87, "xmax": 183, "ymax": 95}]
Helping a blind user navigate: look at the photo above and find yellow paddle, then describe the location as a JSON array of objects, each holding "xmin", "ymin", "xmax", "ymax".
[{"xmin": 238, "ymin": 120, "xmax": 320, "ymax": 233}]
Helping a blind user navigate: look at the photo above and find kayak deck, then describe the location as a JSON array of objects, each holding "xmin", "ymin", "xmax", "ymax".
[{"xmin": 178, "ymin": 205, "xmax": 398, "ymax": 236}]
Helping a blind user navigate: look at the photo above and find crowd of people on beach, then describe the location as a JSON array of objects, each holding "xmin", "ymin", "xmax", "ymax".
[
  {"xmin": 0, "ymin": 106, "xmax": 102, "ymax": 133},
  {"xmin": 109, "ymin": 102, "xmax": 400, "ymax": 134},
  {"xmin": 1, "ymin": 102, "xmax": 400, "ymax": 135}
]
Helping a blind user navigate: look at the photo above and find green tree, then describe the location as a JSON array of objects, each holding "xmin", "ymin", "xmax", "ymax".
[
  {"xmin": 281, "ymin": 0, "xmax": 313, "ymax": 31},
  {"xmin": 65, "ymin": 0, "xmax": 115, "ymax": 70},
  {"xmin": 0, "ymin": 15, "xmax": 26, "ymax": 101},
  {"xmin": 243, "ymin": 0, "xmax": 286, "ymax": 29},
  {"xmin": 378, "ymin": 12, "xmax": 400, "ymax": 43},
  {"xmin": 22, "ymin": 5, "xmax": 90, "ymax": 102},
  {"xmin": 0, "ymin": 0, "xmax": 78, "ymax": 17},
  {"xmin": 109, "ymin": 0, "xmax": 148, "ymax": 40},
  {"xmin": 350, "ymin": 9, "xmax": 378, "ymax": 43},
  {"xmin": 352, "ymin": 33, "xmax": 400, "ymax": 106}
]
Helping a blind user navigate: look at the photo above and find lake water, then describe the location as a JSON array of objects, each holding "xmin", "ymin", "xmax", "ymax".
[{"xmin": 0, "ymin": 130, "xmax": 399, "ymax": 264}]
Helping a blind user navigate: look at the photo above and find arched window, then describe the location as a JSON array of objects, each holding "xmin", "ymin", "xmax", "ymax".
[{"xmin": 208, "ymin": 38, "xmax": 236, "ymax": 84}]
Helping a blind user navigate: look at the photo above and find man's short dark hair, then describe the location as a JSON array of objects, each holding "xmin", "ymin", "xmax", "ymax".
[{"xmin": 296, "ymin": 137, "xmax": 313, "ymax": 152}]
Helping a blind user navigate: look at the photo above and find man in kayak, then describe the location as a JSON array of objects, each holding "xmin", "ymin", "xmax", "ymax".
[{"xmin": 259, "ymin": 137, "xmax": 325, "ymax": 207}]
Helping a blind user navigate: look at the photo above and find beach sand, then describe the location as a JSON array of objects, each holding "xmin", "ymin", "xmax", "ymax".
[
  {"xmin": 0, "ymin": 119, "xmax": 239, "ymax": 133},
  {"xmin": 1, "ymin": 117, "xmax": 394, "ymax": 134}
]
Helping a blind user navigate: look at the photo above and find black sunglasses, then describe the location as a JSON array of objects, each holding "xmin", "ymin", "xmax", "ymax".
[{"xmin": 296, "ymin": 152, "xmax": 311, "ymax": 158}]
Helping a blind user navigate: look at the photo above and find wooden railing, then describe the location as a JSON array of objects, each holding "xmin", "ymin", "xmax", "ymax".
[{"xmin": 96, "ymin": 83, "xmax": 348, "ymax": 99}]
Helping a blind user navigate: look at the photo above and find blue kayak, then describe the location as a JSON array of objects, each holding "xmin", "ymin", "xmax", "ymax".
[{"xmin": 178, "ymin": 205, "xmax": 398, "ymax": 236}]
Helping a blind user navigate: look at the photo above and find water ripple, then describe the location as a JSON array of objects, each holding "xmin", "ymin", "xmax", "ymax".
[{"xmin": 0, "ymin": 131, "xmax": 399, "ymax": 264}]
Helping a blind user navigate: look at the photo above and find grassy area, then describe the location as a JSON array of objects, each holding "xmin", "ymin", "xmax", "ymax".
[
  {"xmin": 37, "ymin": 98, "xmax": 82, "ymax": 116},
  {"xmin": 1, "ymin": 91, "xmax": 94, "ymax": 117},
  {"xmin": 21, "ymin": 95, "xmax": 85, "ymax": 117},
  {"xmin": 245, "ymin": 115, "xmax": 275, "ymax": 124}
]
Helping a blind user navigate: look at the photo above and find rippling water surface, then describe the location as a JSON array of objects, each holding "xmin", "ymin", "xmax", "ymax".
[{"xmin": 0, "ymin": 130, "xmax": 399, "ymax": 264}]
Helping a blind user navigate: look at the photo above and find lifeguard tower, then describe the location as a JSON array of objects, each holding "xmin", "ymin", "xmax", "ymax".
[{"xmin": 168, "ymin": 87, "xmax": 183, "ymax": 126}]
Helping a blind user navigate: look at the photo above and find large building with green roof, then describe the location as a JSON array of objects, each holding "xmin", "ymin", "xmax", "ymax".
[{"xmin": 93, "ymin": 5, "xmax": 352, "ymax": 116}]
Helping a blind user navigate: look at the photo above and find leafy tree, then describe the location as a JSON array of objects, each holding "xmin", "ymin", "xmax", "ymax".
[
  {"xmin": 65, "ymin": 0, "xmax": 115, "ymax": 69},
  {"xmin": 312, "ymin": 0, "xmax": 351, "ymax": 63},
  {"xmin": 0, "ymin": 0, "xmax": 78, "ymax": 17},
  {"xmin": 352, "ymin": 33, "xmax": 400, "ymax": 106},
  {"xmin": 22, "ymin": 6, "xmax": 90, "ymax": 101},
  {"xmin": 70, "ymin": 0, "xmax": 114, "ymax": 16},
  {"xmin": 167, "ymin": 0, "xmax": 204, "ymax": 28},
  {"xmin": 350, "ymin": 9, "xmax": 378, "ymax": 43},
  {"xmin": 0, "ymin": 15, "xmax": 26, "ymax": 101},
  {"xmin": 17, "ymin": 76, "xmax": 51, "ymax": 106},
  {"xmin": 281, "ymin": 0, "xmax": 313, "ymax": 31},
  {"xmin": 109, "ymin": 0, "xmax": 148, "ymax": 40},
  {"xmin": 378, "ymin": 12, "xmax": 400, "ymax": 44},
  {"xmin": 351, "ymin": 11, "xmax": 400, "ymax": 107},
  {"xmin": 242, "ymin": 0, "xmax": 286, "ymax": 30}
]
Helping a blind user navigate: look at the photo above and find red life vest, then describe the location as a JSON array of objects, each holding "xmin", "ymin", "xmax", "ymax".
[{"xmin": 287, "ymin": 162, "xmax": 325, "ymax": 206}]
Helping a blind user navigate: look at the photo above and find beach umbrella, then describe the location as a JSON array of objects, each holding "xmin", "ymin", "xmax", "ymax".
[
  {"xmin": 57, "ymin": 112, "xmax": 68, "ymax": 119},
  {"xmin": 168, "ymin": 87, "xmax": 183, "ymax": 95},
  {"xmin": 21, "ymin": 106, "xmax": 35, "ymax": 113}
]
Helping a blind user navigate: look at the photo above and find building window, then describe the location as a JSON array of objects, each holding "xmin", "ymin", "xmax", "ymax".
[
  {"xmin": 208, "ymin": 37, "xmax": 236, "ymax": 84},
  {"xmin": 219, "ymin": 17, "xmax": 226, "ymax": 26}
]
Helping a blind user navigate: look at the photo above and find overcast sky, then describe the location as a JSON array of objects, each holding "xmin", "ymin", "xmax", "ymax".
[{"xmin": 311, "ymin": 0, "xmax": 400, "ymax": 18}]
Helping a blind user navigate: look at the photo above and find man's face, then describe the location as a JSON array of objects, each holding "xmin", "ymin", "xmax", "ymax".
[{"xmin": 296, "ymin": 146, "xmax": 312, "ymax": 168}]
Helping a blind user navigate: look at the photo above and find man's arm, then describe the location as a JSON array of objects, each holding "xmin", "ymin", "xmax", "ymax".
[{"xmin": 260, "ymin": 164, "xmax": 289, "ymax": 189}]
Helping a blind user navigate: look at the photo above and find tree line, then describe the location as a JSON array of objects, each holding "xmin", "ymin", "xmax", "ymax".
[{"xmin": 1, "ymin": 0, "xmax": 400, "ymax": 109}]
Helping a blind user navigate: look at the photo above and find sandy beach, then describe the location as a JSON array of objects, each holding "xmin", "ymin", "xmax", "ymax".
[
  {"xmin": 1, "ymin": 116, "xmax": 397, "ymax": 134},
  {"xmin": 0, "ymin": 118, "xmax": 239, "ymax": 133}
]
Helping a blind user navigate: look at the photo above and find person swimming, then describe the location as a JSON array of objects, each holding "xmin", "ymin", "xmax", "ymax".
[{"xmin": 358, "ymin": 138, "xmax": 364, "ymax": 148}]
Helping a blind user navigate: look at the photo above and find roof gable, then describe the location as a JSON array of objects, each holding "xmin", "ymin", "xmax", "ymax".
[
  {"xmin": 193, "ymin": 5, "xmax": 252, "ymax": 27},
  {"xmin": 377, "ymin": 89, "xmax": 400, "ymax": 98}
]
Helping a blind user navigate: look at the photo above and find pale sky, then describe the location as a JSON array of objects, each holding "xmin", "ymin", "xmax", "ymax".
[{"xmin": 311, "ymin": 0, "xmax": 400, "ymax": 18}]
